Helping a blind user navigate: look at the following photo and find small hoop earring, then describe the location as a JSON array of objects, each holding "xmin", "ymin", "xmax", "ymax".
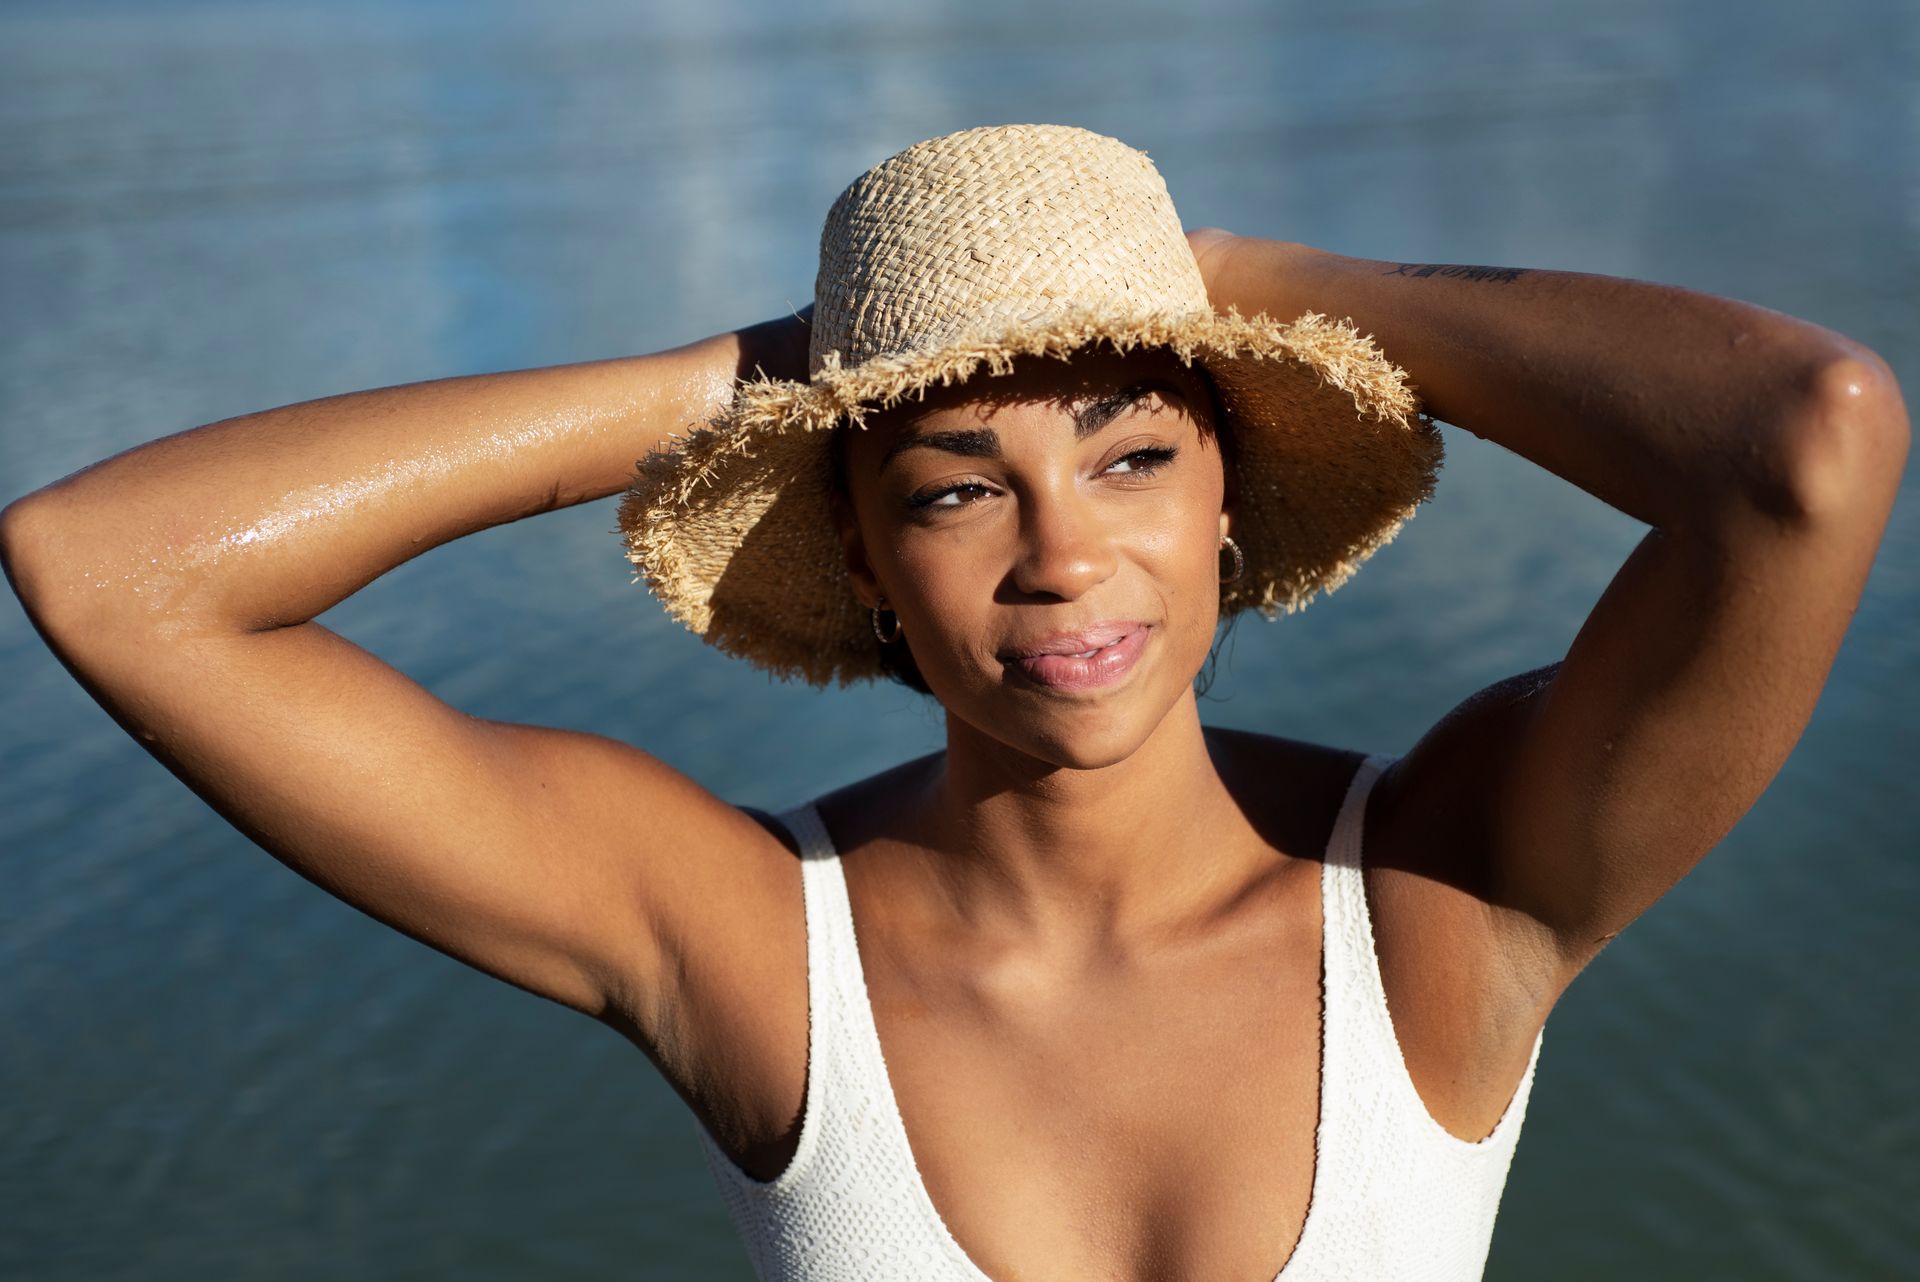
[
  {"xmin": 1219, "ymin": 534, "xmax": 1245, "ymax": 585},
  {"xmin": 870, "ymin": 598, "xmax": 903, "ymax": 644}
]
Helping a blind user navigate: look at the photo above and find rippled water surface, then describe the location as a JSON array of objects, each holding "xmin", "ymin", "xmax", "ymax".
[{"xmin": 3, "ymin": 1, "xmax": 1915, "ymax": 1278}]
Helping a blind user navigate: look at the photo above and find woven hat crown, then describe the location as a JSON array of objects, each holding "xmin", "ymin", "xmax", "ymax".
[{"xmin": 809, "ymin": 124, "xmax": 1210, "ymax": 378}]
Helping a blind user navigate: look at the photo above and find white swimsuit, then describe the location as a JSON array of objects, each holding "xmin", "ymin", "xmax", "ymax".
[{"xmin": 693, "ymin": 752, "xmax": 1546, "ymax": 1280}]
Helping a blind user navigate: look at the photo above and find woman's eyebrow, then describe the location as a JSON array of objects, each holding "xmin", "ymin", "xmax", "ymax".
[
  {"xmin": 878, "ymin": 379, "xmax": 1187, "ymax": 470},
  {"xmin": 880, "ymin": 427, "xmax": 1000, "ymax": 469},
  {"xmin": 1074, "ymin": 378, "xmax": 1187, "ymax": 436}
]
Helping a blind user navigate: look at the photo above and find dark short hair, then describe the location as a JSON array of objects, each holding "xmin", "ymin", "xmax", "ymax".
[{"xmin": 825, "ymin": 349, "xmax": 1236, "ymax": 699}]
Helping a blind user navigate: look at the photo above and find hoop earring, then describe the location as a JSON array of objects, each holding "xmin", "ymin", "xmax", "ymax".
[
  {"xmin": 870, "ymin": 598, "xmax": 903, "ymax": 644},
  {"xmin": 1219, "ymin": 534, "xmax": 1245, "ymax": 585}
]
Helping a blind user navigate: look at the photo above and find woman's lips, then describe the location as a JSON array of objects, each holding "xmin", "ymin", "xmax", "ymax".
[{"xmin": 1005, "ymin": 624, "xmax": 1152, "ymax": 691}]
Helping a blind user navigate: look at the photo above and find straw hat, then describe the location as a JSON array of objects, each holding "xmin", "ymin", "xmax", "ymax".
[{"xmin": 618, "ymin": 123, "xmax": 1443, "ymax": 687}]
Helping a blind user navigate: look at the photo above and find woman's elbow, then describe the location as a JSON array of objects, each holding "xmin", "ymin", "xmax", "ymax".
[{"xmin": 1766, "ymin": 346, "xmax": 1909, "ymax": 529}]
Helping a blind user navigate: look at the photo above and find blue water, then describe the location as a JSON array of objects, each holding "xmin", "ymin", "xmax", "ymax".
[{"xmin": 3, "ymin": 1, "xmax": 1915, "ymax": 1278}]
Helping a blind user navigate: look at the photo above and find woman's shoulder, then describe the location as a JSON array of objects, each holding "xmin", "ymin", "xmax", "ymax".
[
  {"xmin": 1202, "ymin": 727, "xmax": 1374, "ymax": 859},
  {"xmin": 739, "ymin": 750, "xmax": 945, "ymax": 856}
]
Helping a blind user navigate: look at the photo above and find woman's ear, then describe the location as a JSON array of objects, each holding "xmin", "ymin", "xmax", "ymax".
[{"xmin": 829, "ymin": 485, "xmax": 882, "ymax": 608}]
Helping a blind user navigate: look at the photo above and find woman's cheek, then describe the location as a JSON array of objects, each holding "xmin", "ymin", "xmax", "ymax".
[
  {"xmin": 1131, "ymin": 505, "xmax": 1211, "ymax": 604},
  {"xmin": 894, "ymin": 537, "xmax": 998, "ymax": 670},
  {"xmin": 1158, "ymin": 501, "xmax": 1226, "ymax": 656}
]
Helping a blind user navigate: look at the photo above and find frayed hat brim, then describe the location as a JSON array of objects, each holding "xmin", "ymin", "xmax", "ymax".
[{"xmin": 618, "ymin": 304, "xmax": 1442, "ymax": 688}]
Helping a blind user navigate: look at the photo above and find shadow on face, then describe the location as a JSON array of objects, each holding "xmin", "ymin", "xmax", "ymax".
[{"xmin": 825, "ymin": 343, "xmax": 1239, "ymax": 769}]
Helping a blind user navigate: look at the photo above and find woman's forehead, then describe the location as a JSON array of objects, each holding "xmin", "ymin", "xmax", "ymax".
[{"xmin": 858, "ymin": 346, "xmax": 1210, "ymax": 440}]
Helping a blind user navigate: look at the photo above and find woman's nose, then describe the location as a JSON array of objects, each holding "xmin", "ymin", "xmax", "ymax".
[{"xmin": 1009, "ymin": 489, "xmax": 1118, "ymax": 600}]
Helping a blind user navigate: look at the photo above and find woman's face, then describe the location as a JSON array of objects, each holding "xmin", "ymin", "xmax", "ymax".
[{"xmin": 836, "ymin": 346, "xmax": 1232, "ymax": 770}]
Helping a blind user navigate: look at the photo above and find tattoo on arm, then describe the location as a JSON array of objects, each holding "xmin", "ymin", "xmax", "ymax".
[{"xmin": 1383, "ymin": 262, "xmax": 1530, "ymax": 284}]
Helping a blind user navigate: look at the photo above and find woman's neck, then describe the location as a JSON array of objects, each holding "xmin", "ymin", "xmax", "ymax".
[{"xmin": 903, "ymin": 694, "xmax": 1275, "ymax": 950}]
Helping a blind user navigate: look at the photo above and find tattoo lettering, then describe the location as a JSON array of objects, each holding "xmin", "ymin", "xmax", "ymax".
[{"xmin": 1383, "ymin": 262, "xmax": 1529, "ymax": 284}]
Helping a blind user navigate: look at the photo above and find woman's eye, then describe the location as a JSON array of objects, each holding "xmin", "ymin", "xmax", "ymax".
[
  {"xmin": 906, "ymin": 448, "xmax": 1176, "ymax": 510},
  {"xmin": 908, "ymin": 482, "xmax": 994, "ymax": 510},
  {"xmin": 1106, "ymin": 446, "xmax": 1179, "ymax": 475}
]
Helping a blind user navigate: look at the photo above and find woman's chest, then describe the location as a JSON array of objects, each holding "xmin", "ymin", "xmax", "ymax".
[{"xmin": 858, "ymin": 880, "xmax": 1328, "ymax": 1282}]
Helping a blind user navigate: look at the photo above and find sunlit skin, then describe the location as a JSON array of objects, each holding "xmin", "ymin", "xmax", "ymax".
[
  {"xmin": 835, "ymin": 345, "xmax": 1233, "ymax": 775},
  {"xmin": 5, "ymin": 218, "xmax": 1905, "ymax": 1282}
]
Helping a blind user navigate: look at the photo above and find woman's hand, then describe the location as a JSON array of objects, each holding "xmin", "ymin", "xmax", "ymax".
[
  {"xmin": 1187, "ymin": 227, "xmax": 1322, "ymax": 323},
  {"xmin": 738, "ymin": 302, "xmax": 814, "ymax": 383},
  {"xmin": 1185, "ymin": 226, "xmax": 1240, "ymax": 293}
]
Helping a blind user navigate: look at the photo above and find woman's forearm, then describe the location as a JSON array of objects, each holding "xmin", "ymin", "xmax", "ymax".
[
  {"xmin": 1195, "ymin": 237, "xmax": 1902, "ymax": 533},
  {"xmin": 3, "ymin": 315, "xmax": 807, "ymax": 637}
]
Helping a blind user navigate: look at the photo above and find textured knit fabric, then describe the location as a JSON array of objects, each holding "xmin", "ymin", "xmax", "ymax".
[{"xmin": 693, "ymin": 752, "xmax": 1546, "ymax": 1280}]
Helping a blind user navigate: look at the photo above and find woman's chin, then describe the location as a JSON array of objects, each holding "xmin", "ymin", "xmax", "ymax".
[{"xmin": 969, "ymin": 680, "xmax": 1195, "ymax": 772}]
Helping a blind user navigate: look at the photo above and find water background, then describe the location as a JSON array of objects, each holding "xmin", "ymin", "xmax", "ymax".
[{"xmin": 3, "ymin": 1, "xmax": 1915, "ymax": 1278}]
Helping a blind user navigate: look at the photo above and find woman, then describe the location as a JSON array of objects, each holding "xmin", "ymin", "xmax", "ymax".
[{"xmin": 2, "ymin": 124, "xmax": 1907, "ymax": 1281}]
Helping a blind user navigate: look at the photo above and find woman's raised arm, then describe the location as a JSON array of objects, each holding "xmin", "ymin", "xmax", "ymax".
[
  {"xmin": 1189, "ymin": 231, "xmax": 1908, "ymax": 994},
  {"xmin": 3, "ymin": 315, "xmax": 806, "ymax": 633},
  {"xmin": 0, "ymin": 315, "xmax": 815, "ymax": 1098}
]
